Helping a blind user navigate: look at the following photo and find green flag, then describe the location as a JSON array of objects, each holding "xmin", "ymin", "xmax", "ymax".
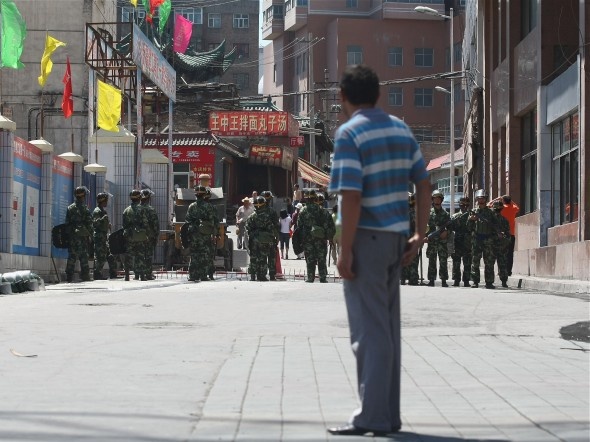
[
  {"xmin": 0, "ymin": 0, "xmax": 27, "ymax": 69},
  {"xmin": 158, "ymin": 0, "xmax": 171, "ymax": 35}
]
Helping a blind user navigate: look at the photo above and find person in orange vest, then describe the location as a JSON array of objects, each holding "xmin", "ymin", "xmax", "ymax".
[{"xmin": 490, "ymin": 195, "xmax": 519, "ymax": 276}]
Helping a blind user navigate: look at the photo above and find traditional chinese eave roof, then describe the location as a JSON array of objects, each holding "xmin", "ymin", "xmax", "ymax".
[
  {"xmin": 144, "ymin": 132, "xmax": 216, "ymax": 147},
  {"xmin": 239, "ymin": 98, "xmax": 282, "ymax": 112}
]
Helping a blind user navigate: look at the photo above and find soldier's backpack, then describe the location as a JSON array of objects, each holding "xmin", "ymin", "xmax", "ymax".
[
  {"xmin": 52, "ymin": 224, "xmax": 69, "ymax": 249},
  {"xmin": 109, "ymin": 228, "xmax": 127, "ymax": 255}
]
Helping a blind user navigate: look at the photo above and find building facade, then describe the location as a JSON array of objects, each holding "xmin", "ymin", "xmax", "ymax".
[
  {"xmin": 261, "ymin": 0, "xmax": 466, "ymax": 178},
  {"xmin": 462, "ymin": 0, "xmax": 589, "ymax": 280}
]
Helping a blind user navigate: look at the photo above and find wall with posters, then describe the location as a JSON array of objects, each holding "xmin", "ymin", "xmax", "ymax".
[
  {"xmin": 51, "ymin": 156, "xmax": 74, "ymax": 259},
  {"xmin": 12, "ymin": 137, "xmax": 42, "ymax": 256}
]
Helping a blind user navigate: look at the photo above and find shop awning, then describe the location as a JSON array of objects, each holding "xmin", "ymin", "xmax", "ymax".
[{"xmin": 298, "ymin": 158, "xmax": 330, "ymax": 187}]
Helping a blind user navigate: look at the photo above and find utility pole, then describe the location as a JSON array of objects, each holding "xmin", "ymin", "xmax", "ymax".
[{"xmin": 308, "ymin": 32, "xmax": 315, "ymax": 165}]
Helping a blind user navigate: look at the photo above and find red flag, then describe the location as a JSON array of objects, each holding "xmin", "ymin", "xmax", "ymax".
[
  {"xmin": 173, "ymin": 14, "xmax": 193, "ymax": 54},
  {"xmin": 149, "ymin": 0, "xmax": 165, "ymax": 18},
  {"xmin": 62, "ymin": 57, "xmax": 73, "ymax": 119}
]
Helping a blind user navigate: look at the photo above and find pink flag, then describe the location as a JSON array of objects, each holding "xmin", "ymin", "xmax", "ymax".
[{"xmin": 173, "ymin": 14, "xmax": 192, "ymax": 54}]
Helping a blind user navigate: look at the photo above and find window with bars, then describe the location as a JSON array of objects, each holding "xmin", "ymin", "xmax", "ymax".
[
  {"xmin": 520, "ymin": 109, "xmax": 537, "ymax": 214},
  {"xmin": 176, "ymin": 8, "xmax": 202, "ymax": 24},
  {"xmin": 388, "ymin": 87, "xmax": 403, "ymax": 107},
  {"xmin": 412, "ymin": 128, "xmax": 434, "ymax": 143},
  {"xmin": 388, "ymin": 47, "xmax": 402, "ymax": 67},
  {"xmin": 346, "ymin": 45, "xmax": 363, "ymax": 65},
  {"xmin": 414, "ymin": 88, "xmax": 433, "ymax": 107},
  {"xmin": 233, "ymin": 14, "xmax": 249, "ymax": 28},
  {"xmin": 415, "ymin": 47, "xmax": 433, "ymax": 67},
  {"xmin": 208, "ymin": 13, "xmax": 221, "ymax": 28},
  {"xmin": 551, "ymin": 112, "xmax": 579, "ymax": 225},
  {"xmin": 121, "ymin": 6, "xmax": 145, "ymax": 22}
]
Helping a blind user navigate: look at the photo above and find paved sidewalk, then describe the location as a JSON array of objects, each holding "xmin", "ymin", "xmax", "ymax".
[{"xmin": 0, "ymin": 276, "xmax": 588, "ymax": 441}]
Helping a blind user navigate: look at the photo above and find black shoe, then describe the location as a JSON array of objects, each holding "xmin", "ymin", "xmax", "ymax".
[
  {"xmin": 257, "ymin": 275, "xmax": 268, "ymax": 282},
  {"xmin": 269, "ymin": 275, "xmax": 276, "ymax": 281},
  {"xmin": 463, "ymin": 281, "xmax": 471, "ymax": 287},
  {"xmin": 124, "ymin": 275, "xmax": 130, "ymax": 282},
  {"xmin": 441, "ymin": 280, "xmax": 448, "ymax": 287},
  {"xmin": 200, "ymin": 276, "xmax": 209, "ymax": 282},
  {"xmin": 501, "ymin": 281, "xmax": 508, "ymax": 288},
  {"xmin": 66, "ymin": 274, "xmax": 73, "ymax": 283},
  {"xmin": 485, "ymin": 283, "xmax": 495, "ymax": 289},
  {"xmin": 326, "ymin": 424, "xmax": 392, "ymax": 437},
  {"xmin": 81, "ymin": 274, "xmax": 91, "ymax": 282},
  {"xmin": 305, "ymin": 279, "xmax": 314, "ymax": 283},
  {"xmin": 453, "ymin": 280, "xmax": 460, "ymax": 287},
  {"xmin": 93, "ymin": 272, "xmax": 105, "ymax": 280},
  {"xmin": 471, "ymin": 283, "xmax": 478, "ymax": 288},
  {"xmin": 250, "ymin": 274, "xmax": 256, "ymax": 281},
  {"xmin": 320, "ymin": 279, "xmax": 328, "ymax": 283},
  {"xmin": 140, "ymin": 275, "xmax": 147, "ymax": 281},
  {"xmin": 427, "ymin": 280, "xmax": 435, "ymax": 287}
]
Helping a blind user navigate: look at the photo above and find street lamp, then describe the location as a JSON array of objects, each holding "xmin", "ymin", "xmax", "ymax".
[{"xmin": 415, "ymin": 6, "xmax": 455, "ymax": 213}]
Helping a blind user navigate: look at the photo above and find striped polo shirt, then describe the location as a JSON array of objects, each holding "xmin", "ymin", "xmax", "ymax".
[{"xmin": 328, "ymin": 108, "xmax": 427, "ymax": 234}]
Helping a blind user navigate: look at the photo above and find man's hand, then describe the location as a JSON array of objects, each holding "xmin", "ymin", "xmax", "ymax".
[
  {"xmin": 402, "ymin": 234, "xmax": 424, "ymax": 267},
  {"xmin": 337, "ymin": 249, "xmax": 355, "ymax": 280}
]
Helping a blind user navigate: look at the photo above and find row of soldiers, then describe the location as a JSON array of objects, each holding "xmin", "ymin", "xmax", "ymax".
[
  {"xmin": 245, "ymin": 189, "xmax": 335, "ymax": 282},
  {"xmin": 64, "ymin": 186, "xmax": 159, "ymax": 282},
  {"xmin": 402, "ymin": 189, "xmax": 511, "ymax": 289}
]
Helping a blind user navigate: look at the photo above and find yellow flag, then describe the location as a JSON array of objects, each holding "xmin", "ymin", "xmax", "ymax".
[
  {"xmin": 130, "ymin": 0, "xmax": 137, "ymax": 5},
  {"xmin": 38, "ymin": 34, "xmax": 66, "ymax": 87},
  {"xmin": 97, "ymin": 80, "xmax": 121, "ymax": 132}
]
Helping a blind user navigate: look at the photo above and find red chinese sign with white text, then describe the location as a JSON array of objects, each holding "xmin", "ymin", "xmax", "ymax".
[
  {"xmin": 209, "ymin": 111, "xmax": 297, "ymax": 137},
  {"xmin": 156, "ymin": 146, "xmax": 215, "ymax": 182}
]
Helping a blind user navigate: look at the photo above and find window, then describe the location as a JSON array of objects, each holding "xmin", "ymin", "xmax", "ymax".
[
  {"xmin": 346, "ymin": 45, "xmax": 363, "ymax": 65},
  {"xmin": 234, "ymin": 43, "xmax": 250, "ymax": 59},
  {"xmin": 208, "ymin": 13, "xmax": 221, "ymax": 28},
  {"xmin": 121, "ymin": 6, "xmax": 145, "ymax": 22},
  {"xmin": 346, "ymin": 0, "xmax": 358, "ymax": 7},
  {"xmin": 414, "ymin": 88, "xmax": 433, "ymax": 107},
  {"xmin": 521, "ymin": 0, "xmax": 537, "ymax": 39},
  {"xmin": 173, "ymin": 163, "xmax": 191, "ymax": 189},
  {"xmin": 520, "ymin": 110, "xmax": 537, "ymax": 214},
  {"xmin": 415, "ymin": 48, "xmax": 433, "ymax": 67},
  {"xmin": 388, "ymin": 87, "xmax": 403, "ymax": 107},
  {"xmin": 233, "ymin": 73, "xmax": 249, "ymax": 90},
  {"xmin": 552, "ymin": 112, "xmax": 579, "ymax": 225},
  {"xmin": 388, "ymin": 47, "xmax": 402, "ymax": 67},
  {"xmin": 176, "ymin": 8, "xmax": 202, "ymax": 24},
  {"xmin": 233, "ymin": 14, "xmax": 249, "ymax": 28}
]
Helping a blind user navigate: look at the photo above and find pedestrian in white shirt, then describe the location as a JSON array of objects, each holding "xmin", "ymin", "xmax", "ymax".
[
  {"xmin": 236, "ymin": 197, "xmax": 254, "ymax": 249},
  {"xmin": 279, "ymin": 209, "xmax": 292, "ymax": 259}
]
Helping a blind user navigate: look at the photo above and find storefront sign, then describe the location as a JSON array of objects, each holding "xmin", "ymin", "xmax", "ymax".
[
  {"xmin": 290, "ymin": 136, "xmax": 305, "ymax": 147},
  {"xmin": 157, "ymin": 146, "xmax": 215, "ymax": 184},
  {"xmin": 249, "ymin": 145, "xmax": 293, "ymax": 170},
  {"xmin": 209, "ymin": 111, "xmax": 298, "ymax": 137}
]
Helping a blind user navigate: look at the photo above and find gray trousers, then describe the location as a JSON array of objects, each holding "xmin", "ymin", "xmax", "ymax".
[{"xmin": 343, "ymin": 229, "xmax": 405, "ymax": 432}]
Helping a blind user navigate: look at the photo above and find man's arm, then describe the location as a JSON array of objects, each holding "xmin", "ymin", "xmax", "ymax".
[
  {"xmin": 337, "ymin": 190, "xmax": 361, "ymax": 280},
  {"xmin": 402, "ymin": 178, "xmax": 430, "ymax": 267}
]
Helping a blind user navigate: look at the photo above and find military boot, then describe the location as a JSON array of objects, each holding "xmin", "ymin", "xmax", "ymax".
[
  {"xmin": 453, "ymin": 280, "xmax": 460, "ymax": 287},
  {"xmin": 257, "ymin": 275, "xmax": 268, "ymax": 281},
  {"xmin": 250, "ymin": 274, "xmax": 256, "ymax": 281},
  {"xmin": 109, "ymin": 271, "xmax": 119, "ymax": 279},
  {"xmin": 124, "ymin": 272, "xmax": 130, "ymax": 282},
  {"xmin": 93, "ymin": 271, "xmax": 106, "ymax": 280},
  {"xmin": 66, "ymin": 273, "xmax": 73, "ymax": 283}
]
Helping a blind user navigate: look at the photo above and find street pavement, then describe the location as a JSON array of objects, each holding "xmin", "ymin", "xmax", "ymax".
[{"xmin": 0, "ymin": 263, "xmax": 588, "ymax": 441}]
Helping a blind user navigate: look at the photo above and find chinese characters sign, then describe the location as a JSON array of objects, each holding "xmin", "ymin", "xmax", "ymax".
[
  {"xmin": 249, "ymin": 145, "xmax": 293, "ymax": 170},
  {"xmin": 290, "ymin": 136, "xmax": 305, "ymax": 147},
  {"xmin": 156, "ymin": 146, "xmax": 215, "ymax": 184},
  {"xmin": 209, "ymin": 111, "xmax": 298, "ymax": 137}
]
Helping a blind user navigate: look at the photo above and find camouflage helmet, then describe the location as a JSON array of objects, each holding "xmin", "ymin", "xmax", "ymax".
[
  {"xmin": 307, "ymin": 189, "xmax": 318, "ymax": 202},
  {"xmin": 458, "ymin": 196, "xmax": 470, "ymax": 207},
  {"xmin": 253, "ymin": 195, "xmax": 267, "ymax": 208},
  {"xmin": 140, "ymin": 189, "xmax": 154, "ymax": 200},
  {"xmin": 96, "ymin": 192, "xmax": 109, "ymax": 204},
  {"xmin": 431, "ymin": 189, "xmax": 444, "ymax": 200},
  {"xmin": 492, "ymin": 200, "xmax": 504, "ymax": 210},
  {"xmin": 194, "ymin": 185, "xmax": 208, "ymax": 197},
  {"xmin": 75, "ymin": 186, "xmax": 89, "ymax": 198},
  {"xmin": 316, "ymin": 193, "xmax": 325, "ymax": 205},
  {"xmin": 261, "ymin": 190, "xmax": 273, "ymax": 201},
  {"xmin": 475, "ymin": 189, "xmax": 487, "ymax": 199},
  {"xmin": 130, "ymin": 189, "xmax": 142, "ymax": 201}
]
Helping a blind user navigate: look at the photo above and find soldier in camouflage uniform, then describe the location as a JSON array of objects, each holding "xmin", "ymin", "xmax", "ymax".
[
  {"xmin": 203, "ymin": 188, "xmax": 219, "ymax": 280},
  {"xmin": 297, "ymin": 190, "xmax": 336, "ymax": 283},
  {"xmin": 450, "ymin": 196, "xmax": 472, "ymax": 287},
  {"xmin": 186, "ymin": 185, "xmax": 217, "ymax": 282},
  {"xmin": 491, "ymin": 199, "xmax": 511, "ymax": 288},
  {"xmin": 92, "ymin": 192, "xmax": 118, "ymax": 280},
  {"xmin": 425, "ymin": 190, "xmax": 451, "ymax": 287},
  {"xmin": 65, "ymin": 186, "xmax": 93, "ymax": 282},
  {"xmin": 123, "ymin": 189, "xmax": 150, "ymax": 281},
  {"xmin": 140, "ymin": 189, "xmax": 159, "ymax": 280},
  {"xmin": 246, "ymin": 196, "xmax": 279, "ymax": 281},
  {"xmin": 261, "ymin": 191, "xmax": 279, "ymax": 275},
  {"xmin": 401, "ymin": 193, "xmax": 420, "ymax": 285},
  {"xmin": 467, "ymin": 189, "xmax": 498, "ymax": 289}
]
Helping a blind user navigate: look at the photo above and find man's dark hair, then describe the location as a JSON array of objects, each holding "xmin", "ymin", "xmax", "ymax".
[
  {"xmin": 502, "ymin": 195, "xmax": 512, "ymax": 204},
  {"xmin": 339, "ymin": 64, "xmax": 380, "ymax": 105}
]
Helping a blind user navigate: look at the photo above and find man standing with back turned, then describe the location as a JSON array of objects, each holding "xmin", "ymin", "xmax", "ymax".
[{"xmin": 327, "ymin": 65, "xmax": 430, "ymax": 437}]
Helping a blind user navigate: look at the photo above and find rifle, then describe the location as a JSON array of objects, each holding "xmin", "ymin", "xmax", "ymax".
[
  {"xmin": 471, "ymin": 211, "xmax": 507, "ymax": 239},
  {"xmin": 427, "ymin": 219, "xmax": 453, "ymax": 241}
]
